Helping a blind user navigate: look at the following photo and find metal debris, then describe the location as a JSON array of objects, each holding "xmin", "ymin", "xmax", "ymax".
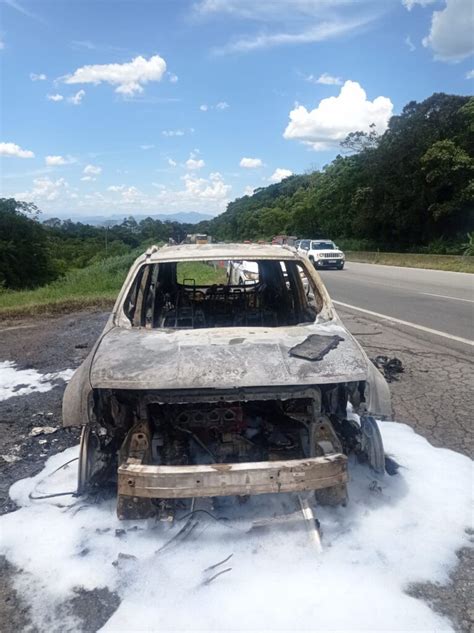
[
  {"xmin": 371, "ymin": 355, "xmax": 404, "ymax": 383},
  {"xmin": 289, "ymin": 334, "xmax": 344, "ymax": 361},
  {"xmin": 1, "ymin": 454, "xmax": 21, "ymax": 463},
  {"xmin": 30, "ymin": 426, "xmax": 58, "ymax": 437},
  {"xmin": 112, "ymin": 552, "xmax": 138, "ymax": 567}
]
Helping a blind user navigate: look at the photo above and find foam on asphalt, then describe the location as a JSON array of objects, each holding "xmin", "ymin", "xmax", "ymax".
[{"xmin": 0, "ymin": 421, "xmax": 471, "ymax": 632}]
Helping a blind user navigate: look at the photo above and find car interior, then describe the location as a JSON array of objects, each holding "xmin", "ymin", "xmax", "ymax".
[{"xmin": 123, "ymin": 259, "xmax": 320, "ymax": 329}]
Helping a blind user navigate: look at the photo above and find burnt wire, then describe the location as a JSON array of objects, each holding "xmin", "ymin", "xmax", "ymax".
[
  {"xmin": 202, "ymin": 567, "xmax": 232, "ymax": 585},
  {"xmin": 203, "ymin": 553, "xmax": 234, "ymax": 572},
  {"xmin": 175, "ymin": 425, "xmax": 217, "ymax": 461},
  {"xmin": 176, "ymin": 509, "xmax": 244, "ymax": 531},
  {"xmin": 28, "ymin": 456, "xmax": 79, "ymax": 501}
]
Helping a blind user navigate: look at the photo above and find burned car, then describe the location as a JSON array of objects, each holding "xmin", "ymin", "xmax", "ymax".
[{"xmin": 63, "ymin": 243, "xmax": 392, "ymax": 520}]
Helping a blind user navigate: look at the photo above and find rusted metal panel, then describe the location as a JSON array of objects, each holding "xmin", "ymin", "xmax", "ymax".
[{"xmin": 118, "ymin": 453, "xmax": 348, "ymax": 499}]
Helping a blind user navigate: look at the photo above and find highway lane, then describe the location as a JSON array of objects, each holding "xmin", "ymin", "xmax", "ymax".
[{"xmin": 319, "ymin": 262, "xmax": 474, "ymax": 344}]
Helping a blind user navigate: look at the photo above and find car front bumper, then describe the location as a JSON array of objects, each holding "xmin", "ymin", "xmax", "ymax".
[
  {"xmin": 315, "ymin": 259, "xmax": 344, "ymax": 267},
  {"xmin": 118, "ymin": 453, "xmax": 348, "ymax": 499}
]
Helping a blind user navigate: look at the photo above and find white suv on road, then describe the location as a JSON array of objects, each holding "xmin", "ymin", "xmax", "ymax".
[{"xmin": 297, "ymin": 239, "xmax": 345, "ymax": 270}]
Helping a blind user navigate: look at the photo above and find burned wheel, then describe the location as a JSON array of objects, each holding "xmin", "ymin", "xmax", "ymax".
[
  {"xmin": 78, "ymin": 425, "xmax": 93, "ymax": 494},
  {"xmin": 360, "ymin": 415, "xmax": 385, "ymax": 474},
  {"xmin": 78, "ymin": 425, "xmax": 118, "ymax": 494}
]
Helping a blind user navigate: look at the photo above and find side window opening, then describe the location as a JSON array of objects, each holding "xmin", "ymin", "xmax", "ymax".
[{"xmin": 123, "ymin": 259, "xmax": 320, "ymax": 329}]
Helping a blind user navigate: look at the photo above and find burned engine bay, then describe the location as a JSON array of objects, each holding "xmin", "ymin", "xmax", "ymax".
[{"xmin": 81, "ymin": 380, "xmax": 385, "ymax": 518}]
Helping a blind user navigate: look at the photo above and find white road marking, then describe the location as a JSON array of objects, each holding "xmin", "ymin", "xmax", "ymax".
[
  {"xmin": 421, "ymin": 292, "xmax": 474, "ymax": 304},
  {"xmin": 333, "ymin": 300, "xmax": 474, "ymax": 347}
]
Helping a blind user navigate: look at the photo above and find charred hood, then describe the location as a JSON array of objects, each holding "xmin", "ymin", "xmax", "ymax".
[{"xmin": 90, "ymin": 324, "xmax": 370, "ymax": 391}]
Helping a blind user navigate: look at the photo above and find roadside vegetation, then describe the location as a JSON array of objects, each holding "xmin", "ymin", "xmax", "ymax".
[
  {"xmin": 1, "ymin": 92, "xmax": 472, "ymax": 316},
  {"xmin": 345, "ymin": 251, "xmax": 474, "ymax": 273},
  {"xmin": 202, "ymin": 94, "xmax": 473, "ymax": 253},
  {"xmin": 177, "ymin": 261, "xmax": 228, "ymax": 285},
  {"xmin": 0, "ymin": 252, "xmax": 139, "ymax": 318},
  {"xmin": 0, "ymin": 257, "xmax": 227, "ymax": 318}
]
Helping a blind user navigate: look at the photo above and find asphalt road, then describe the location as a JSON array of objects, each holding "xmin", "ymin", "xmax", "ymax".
[{"xmin": 319, "ymin": 262, "xmax": 474, "ymax": 345}]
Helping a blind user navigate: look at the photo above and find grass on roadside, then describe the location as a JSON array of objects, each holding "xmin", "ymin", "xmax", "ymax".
[
  {"xmin": 0, "ymin": 256, "xmax": 229, "ymax": 319},
  {"xmin": 345, "ymin": 251, "xmax": 474, "ymax": 273},
  {"xmin": 177, "ymin": 261, "xmax": 228, "ymax": 285},
  {"xmin": 0, "ymin": 252, "xmax": 139, "ymax": 318}
]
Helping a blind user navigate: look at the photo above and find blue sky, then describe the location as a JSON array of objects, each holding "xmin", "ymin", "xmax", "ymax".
[{"xmin": 1, "ymin": 0, "xmax": 473, "ymax": 218}]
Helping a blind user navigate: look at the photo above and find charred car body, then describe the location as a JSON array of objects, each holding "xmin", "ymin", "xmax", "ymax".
[{"xmin": 63, "ymin": 244, "xmax": 392, "ymax": 520}]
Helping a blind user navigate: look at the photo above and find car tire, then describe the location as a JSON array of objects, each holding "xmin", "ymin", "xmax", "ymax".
[{"xmin": 337, "ymin": 263, "xmax": 344, "ymax": 270}]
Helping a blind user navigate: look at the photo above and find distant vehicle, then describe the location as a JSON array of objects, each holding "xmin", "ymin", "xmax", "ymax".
[
  {"xmin": 227, "ymin": 260, "xmax": 259, "ymax": 285},
  {"xmin": 185, "ymin": 233, "xmax": 211, "ymax": 245},
  {"xmin": 298, "ymin": 240, "xmax": 345, "ymax": 270},
  {"xmin": 227, "ymin": 259, "xmax": 310, "ymax": 293},
  {"xmin": 272, "ymin": 235, "xmax": 297, "ymax": 246}
]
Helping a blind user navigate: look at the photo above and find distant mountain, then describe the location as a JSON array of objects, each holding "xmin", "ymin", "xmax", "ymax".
[{"xmin": 41, "ymin": 212, "xmax": 214, "ymax": 226}]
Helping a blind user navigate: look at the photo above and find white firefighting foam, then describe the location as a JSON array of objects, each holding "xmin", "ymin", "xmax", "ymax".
[{"xmin": 0, "ymin": 422, "xmax": 472, "ymax": 632}]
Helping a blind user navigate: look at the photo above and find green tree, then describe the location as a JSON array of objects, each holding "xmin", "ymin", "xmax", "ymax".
[{"xmin": 0, "ymin": 198, "xmax": 57, "ymax": 289}]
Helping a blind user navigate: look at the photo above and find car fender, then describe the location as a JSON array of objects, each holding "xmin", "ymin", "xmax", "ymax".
[{"xmin": 62, "ymin": 317, "xmax": 115, "ymax": 427}]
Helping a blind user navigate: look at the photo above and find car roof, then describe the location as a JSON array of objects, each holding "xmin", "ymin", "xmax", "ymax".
[{"xmin": 143, "ymin": 242, "xmax": 302, "ymax": 262}]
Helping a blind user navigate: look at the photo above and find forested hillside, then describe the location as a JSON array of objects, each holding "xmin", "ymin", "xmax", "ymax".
[
  {"xmin": 0, "ymin": 200, "xmax": 193, "ymax": 290},
  {"xmin": 203, "ymin": 93, "xmax": 473, "ymax": 252}
]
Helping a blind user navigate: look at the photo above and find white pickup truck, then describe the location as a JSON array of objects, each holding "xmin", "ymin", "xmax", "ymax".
[{"xmin": 297, "ymin": 239, "xmax": 345, "ymax": 270}]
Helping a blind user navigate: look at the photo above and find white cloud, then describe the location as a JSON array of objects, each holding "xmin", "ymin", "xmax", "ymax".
[
  {"xmin": 196, "ymin": 0, "xmax": 382, "ymax": 54},
  {"xmin": 405, "ymin": 35, "xmax": 416, "ymax": 51},
  {"xmin": 240, "ymin": 157, "xmax": 263, "ymax": 168},
  {"xmin": 30, "ymin": 72, "xmax": 47, "ymax": 81},
  {"xmin": 167, "ymin": 158, "xmax": 177, "ymax": 167},
  {"xmin": 402, "ymin": 0, "xmax": 437, "ymax": 9},
  {"xmin": 80, "ymin": 176, "xmax": 96, "ymax": 182},
  {"xmin": 200, "ymin": 102, "xmax": 229, "ymax": 111},
  {"xmin": 140, "ymin": 144, "xmax": 155, "ymax": 150},
  {"xmin": 422, "ymin": 0, "xmax": 474, "ymax": 61},
  {"xmin": 283, "ymin": 80, "xmax": 393, "ymax": 150},
  {"xmin": 47, "ymin": 94, "xmax": 64, "ymax": 102},
  {"xmin": 15, "ymin": 177, "xmax": 71, "ymax": 202},
  {"xmin": 269, "ymin": 168, "xmax": 293, "ymax": 183},
  {"xmin": 243, "ymin": 185, "xmax": 255, "ymax": 196},
  {"xmin": 312, "ymin": 72, "xmax": 343, "ymax": 85},
  {"xmin": 64, "ymin": 55, "xmax": 167, "ymax": 96},
  {"xmin": 185, "ymin": 153, "xmax": 205, "ymax": 170},
  {"xmin": 0, "ymin": 142, "xmax": 35, "ymax": 158},
  {"xmin": 168, "ymin": 72, "xmax": 179, "ymax": 83},
  {"xmin": 106, "ymin": 185, "xmax": 142, "ymax": 202},
  {"xmin": 83, "ymin": 172, "xmax": 231, "ymax": 214},
  {"xmin": 0, "ymin": 39, "xmax": 5, "ymax": 50},
  {"xmin": 162, "ymin": 129, "xmax": 185, "ymax": 137},
  {"xmin": 68, "ymin": 89, "xmax": 85, "ymax": 105},
  {"xmin": 83, "ymin": 164, "xmax": 102, "ymax": 176},
  {"xmin": 467, "ymin": 69, "xmax": 474, "ymax": 79},
  {"xmin": 45, "ymin": 155, "xmax": 74, "ymax": 166},
  {"xmin": 4, "ymin": 0, "xmax": 45, "ymax": 23},
  {"xmin": 213, "ymin": 20, "xmax": 376, "ymax": 55},
  {"xmin": 180, "ymin": 171, "xmax": 230, "ymax": 205}
]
